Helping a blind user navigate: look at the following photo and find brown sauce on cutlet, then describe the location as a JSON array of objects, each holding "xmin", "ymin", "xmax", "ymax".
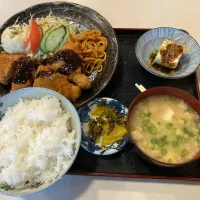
[
  {"xmin": 13, "ymin": 58, "xmax": 35, "ymax": 84},
  {"xmin": 46, "ymin": 50, "xmax": 82, "ymax": 75},
  {"xmin": 36, "ymin": 71, "xmax": 54, "ymax": 78},
  {"xmin": 58, "ymin": 63, "xmax": 78, "ymax": 75}
]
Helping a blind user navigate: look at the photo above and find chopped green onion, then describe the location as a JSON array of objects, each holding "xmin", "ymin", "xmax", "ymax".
[
  {"xmin": 181, "ymin": 149, "xmax": 189, "ymax": 158},
  {"xmin": 148, "ymin": 122, "xmax": 154, "ymax": 127},
  {"xmin": 151, "ymin": 49, "xmax": 159, "ymax": 55},
  {"xmin": 194, "ymin": 119, "xmax": 200, "ymax": 134},
  {"xmin": 161, "ymin": 149, "xmax": 167, "ymax": 155},
  {"xmin": 164, "ymin": 141, "xmax": 169, "ymax": 145},
  {"xmin": 195, "ymin": 125, "xmax": 200, "ymax": 135},
  {"xmin": 196, "ymin": 138, "xmax": 200, "ymax": 146},
  {"xmin": 176, "ymin": 135, "xmax": 185, "ymax": 143},
  {"xmin": 172, "ymin": 141, "xmax": 179, "ymax": 148},
  {"xmin": 182, "ymin": 127, "xmax": 194, "ymax": 137},
  {"xmin": 194, "ymin": 119, "xmax": 200, "ymax": 125},
  {"xmin": 185, "ymin": 108, "xmax": 193, "ymax": 113},
  {"xmin": 144, "ymin": 113, "xmax": 151, "ymax": 120},
  {"xmin": 161, "ymin": 135, "xmax": 167, "ymax": 142},
  {"xmin": 168, "ymin": 129, "xmax": 177, "ymax": 135},
  {"xmin": 157, "ymin": 140, "xmax": 164, "ymax": 147},
  {"xmin": 151, "ymin": 145, "xmax": 155, "ymax": 150},
  {"xmin": 168, "ymin": 159, "xmax": 173, "ymax": 163},
  {"xmin": 139, "ymin": 113, "xmax": 146, "ymax": 118},
  {"xmin": 166, "ymin": 123, "xmax": 173, "ymax": 129},
  {"xmin": 169, "ymin": 96, "xmax": 177, "ymax": 101},
  {"xmin": 140, "ymin": 112, "xmax": 151, "ymax": 120},
  {"xmin": 156, "ymin": 135, "xmax": 168, "ymax": 147},
  {"xmin": 142, "ymin": 125, "xmax": 148, "ymax": 131},
  {"xmin": 143, "ymin": 119, "xmax": 150, "ymax": 125},
  {"xmin": 148, "ymin": 126, "xmax": 158, "ymax": 134},
  {"xmin": 151, "ymin": 138, "xmax": 158, "ymax": 144},
  {"xmin": 181, "ymin": 118, "xmax": 188, "ymax": 124},
  {"xmin": 146, "ymin": 112, "xmax": 151, "ymax": 118}
]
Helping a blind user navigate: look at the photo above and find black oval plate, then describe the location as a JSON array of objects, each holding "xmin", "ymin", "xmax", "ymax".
[{"xmin": 0, "ymin": 1, "xmax": 118, "ymax": 108}]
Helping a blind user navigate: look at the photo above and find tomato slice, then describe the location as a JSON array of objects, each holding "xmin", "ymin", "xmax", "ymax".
[
  {"xmin": 23, "ymin": 38, "xmax": 30, "ymax": 49},
  {"xmin": 29, "ymin": 18, "xmax": 41, "ymax": 53}
]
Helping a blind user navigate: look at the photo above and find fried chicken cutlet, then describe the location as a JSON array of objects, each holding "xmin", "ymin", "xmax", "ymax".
[
  {"xmin": 10, "ymin": 58, "xmax": 36, "ymax": 92},
  {"xmin": 44, "ymin": 49, "xmax": 91, "ymax": 89},
  {"xmin": 34, "ymin": 69, "xmax": 81, "ymax": 101},
  {"xmin": 0, "ymin": 52, "xmax": 25, "ymax": 85}
]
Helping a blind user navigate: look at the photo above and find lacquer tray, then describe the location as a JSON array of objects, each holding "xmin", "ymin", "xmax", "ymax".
[{"xmin": 69, "ymin": 29, "xmax": 200, "ymax": 181}]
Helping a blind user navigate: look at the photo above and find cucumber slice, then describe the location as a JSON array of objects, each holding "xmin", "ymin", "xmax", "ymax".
[
  {"xmin": 40, "ymin": 26, "xmax": 55, "ymax": 53},
  {"xmin": 54, "ymin": 27, "xmax": 69, "ymax": 52},
  {"xmin": 38, "ymin": 25, "xmax": 43, "ymax": 39},
  {"xmin": 45, "ymin": 26, "xmax": 67, "ymax": 52}
]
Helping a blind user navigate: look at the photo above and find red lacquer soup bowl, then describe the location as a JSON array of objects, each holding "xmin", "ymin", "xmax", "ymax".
[{"xmin": 127, "ymin": 86, "xmax": 200, "ymax": 167}]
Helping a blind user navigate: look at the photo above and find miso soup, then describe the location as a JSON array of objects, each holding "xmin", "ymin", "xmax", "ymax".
[{"xmin": 129, "ymin": 95, "xmax": 200, "ymax": 164}]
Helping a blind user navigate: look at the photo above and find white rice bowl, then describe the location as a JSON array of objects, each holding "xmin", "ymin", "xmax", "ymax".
[{"xmin": 0, "ymin": 88, "xmax": 81, "ymax": 196}]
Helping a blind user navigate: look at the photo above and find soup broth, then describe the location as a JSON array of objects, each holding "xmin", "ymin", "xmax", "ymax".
[{"xmin": 129, "ymin": 95, "xmax": 200, "ymax": 164}]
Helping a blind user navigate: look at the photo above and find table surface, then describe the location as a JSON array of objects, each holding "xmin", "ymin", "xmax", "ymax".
[{"xmin": 0, "ymin": 0, "xmax": 200, "ymax": 199}]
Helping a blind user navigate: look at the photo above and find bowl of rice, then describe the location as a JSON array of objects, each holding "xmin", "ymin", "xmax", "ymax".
[{"xmin": 0, "ymin": 87, "xmax": 81, "ymax": 196}]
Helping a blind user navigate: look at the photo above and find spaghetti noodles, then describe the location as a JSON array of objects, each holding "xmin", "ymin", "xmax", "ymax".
[{"xmin": 64, "ymin": 30, "xmax": 107, "ymax": 75}]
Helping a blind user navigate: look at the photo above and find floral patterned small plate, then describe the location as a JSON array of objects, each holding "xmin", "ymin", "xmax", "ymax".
[{"xmin": 78, "ymin": 97, "xmax": 129, "ymax": 155}]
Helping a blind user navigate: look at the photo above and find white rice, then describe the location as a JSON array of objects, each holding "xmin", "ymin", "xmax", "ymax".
[
  {"xmin": 1, "ymin": 24, "xmax": 30, "ymax": 53},
  {"xmin": 0, "ymin": 96, "xmax": 76, "ymax": 189}
]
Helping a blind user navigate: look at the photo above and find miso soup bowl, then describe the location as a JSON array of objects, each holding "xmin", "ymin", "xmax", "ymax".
[{"xmin": 127, "ymin": 86, "xmax": 200, "ymax": 167}]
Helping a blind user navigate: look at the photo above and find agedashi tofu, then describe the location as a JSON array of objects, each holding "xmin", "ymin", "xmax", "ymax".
[{"xmin": 152, "ymin": 39, "xmax": 184, "ymax": 69}]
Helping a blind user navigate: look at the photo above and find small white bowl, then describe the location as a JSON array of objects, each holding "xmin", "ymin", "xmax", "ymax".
[
  {"xmin": 78, "ymin": 97, "xmax": 129, "ymax": 155},
  {"xmin": 135, "ymin": 27, "xmax": 200, "ymax": 79},
  {"xmin": 0, "ymin": 88, "xmax": 81, "ymax": 196}
]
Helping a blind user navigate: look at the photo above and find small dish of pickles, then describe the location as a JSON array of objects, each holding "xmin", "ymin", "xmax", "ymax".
[{"xmin": 78, "ymin": 97, "xmax": 129, "ymax": 155}]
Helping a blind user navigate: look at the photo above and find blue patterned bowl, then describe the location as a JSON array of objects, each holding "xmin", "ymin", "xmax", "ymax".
[
  {"xmin": 0, "ymin": 88, "xmax": 81, "ymax": 196},
  {"xmin": 78, "ymin": 97, "xmax": 129, "ymax": 155},
  {"xmin": 135, "ymin": 27, "xmax": 200, "ymax": 79}
]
